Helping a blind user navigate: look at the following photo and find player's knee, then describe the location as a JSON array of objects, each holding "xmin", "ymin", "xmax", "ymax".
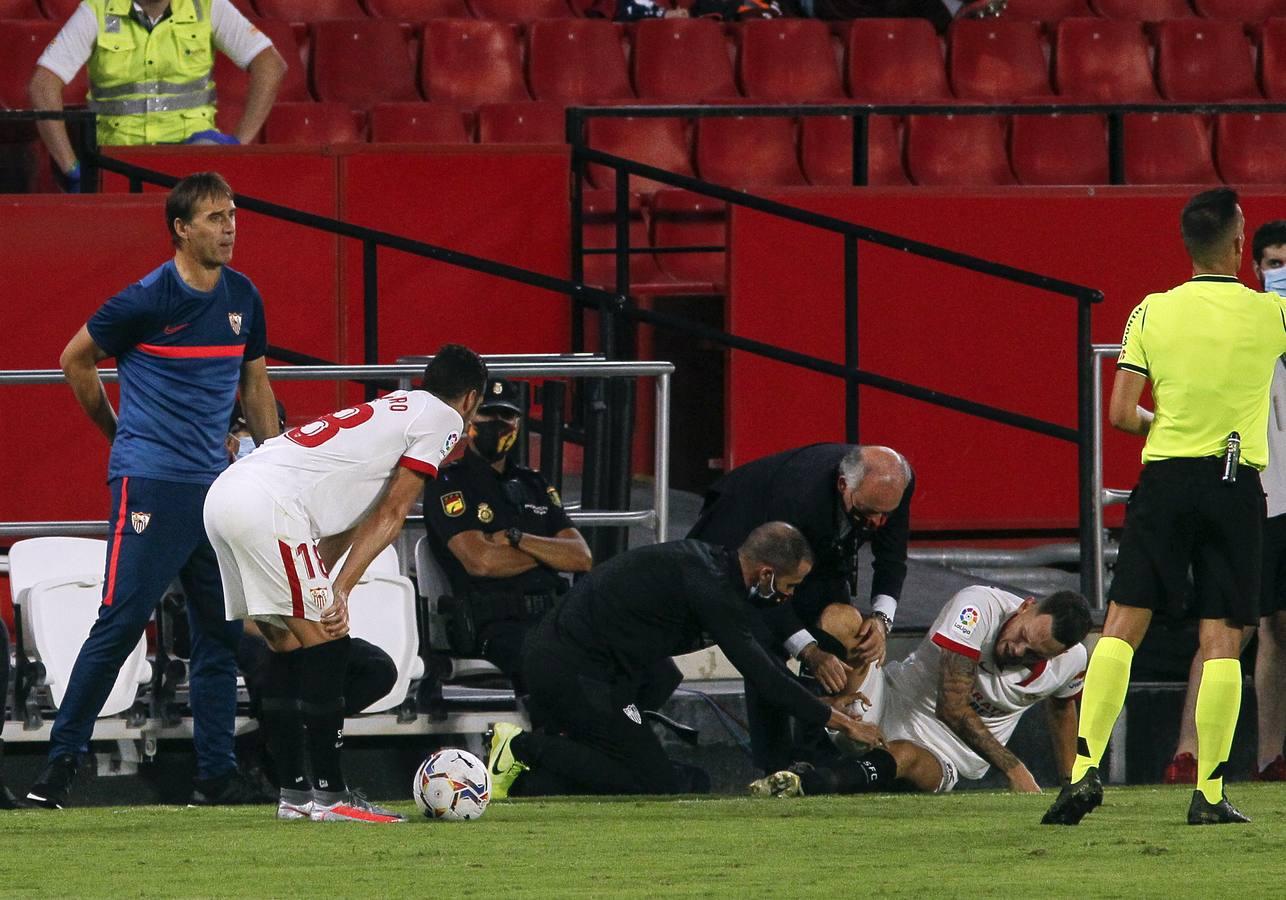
[{"xmin": 818, "ymin": 603, "xmax": 864, "ymax": 650}]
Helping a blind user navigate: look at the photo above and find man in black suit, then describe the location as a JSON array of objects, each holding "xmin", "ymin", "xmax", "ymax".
[{"xmin": 687, "ymin": 443, "xmax": 913, "ymax": 772}]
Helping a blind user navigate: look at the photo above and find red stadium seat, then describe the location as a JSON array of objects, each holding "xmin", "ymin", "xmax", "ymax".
[
  {"xmin": 586, "ymin": 115, "xmax": 692, "ymax": 193},
  {"xmin": 799, "ymin": 114, "xmax": 908, "ymax": 186},
  {"xmin": 369, "ymin": 102, "xmax": 469, "ymax": 142},
  {"xmin": 579, "ymin": 189, "xmax": 673, "ymax": 292},
  {"xmin": 1156, "ymin": 19, "xmax": 1259, "ymax": 101},
  {"xmin": 1001, "ymin": 0, "xmax": 1095, "ymax": 21},
  {"xmin": 905, "ymin": 114, "xmax": 1016, "ymax": 186},
  {"xmin": 468, "ymin": 0, "xmax": 573, "ymax": 21},
  {"xmin": 1, "ymin": 20, "xmax": 87, "ymax": 107},
  {"xmin": 1261, "ymin": 19, "xmax": 1286, "ymax": 98},
  {"xmin": 212, "ymin": 19, "xmax": 311, "ymax": 104},
  {"xmin": 476, "ymin": 101, "xmax": 565, "ymax": 142},
  {"xmin": 1090, "ymin": 0, "xmax": 1194, "ymax": 18},
  {"xmin": 650, "ymin": 189, "xmax": 726, "ymax": 290},
  {"xmin": 1215, "ymin": 112, "xmax": 1286, "ymax": 183},
  {"xmin": 695, "ymin": 115, "xmax": 805, "ymax": 187},
  {"xmin": 0, "ymin": 1, "xmax": 42, "ymax": 18},
  {"xmin": 1123, "ymin": 113, "xmax": 1219, "ymax": 184},
  {"xmin": 847, "ymin": 19, "xmax": 950, "ymax": 102},
  {"xmin": 949, "ymin": 19, "xmax": 1052, "ymax": 101},
  {"xmin": 310, "ymin": 20, "xmax": 420, "ymax": 106},
  {"xmin": 1194, "ymin": 0, "xmax": 1286, "ymax": 18},
  {"xmin": 528, "ymin": 20, "xmax": 633, "ymax": 105},
  {"xmin": 1054, "ymin": 18, "xmax": 1159, "ymax": 101},
  {"xmin": 632, "ymin": 17, "xmax": 736, "ymax": 102},
  {"xmin": 263, "ymin": 101, "xmax": 365, "ymax": 143},
  {"xmin": 422, "ymin": 19, "xmax": 529, "ymax": 106},
  {"xmin": 254, "ymin": 0, "xmax": 365, "ymax": 21},
  {"xmin": 365, "ymin": 0, "xmax": 472, "ymax": 19},
  {"xmin": 37, "ymin": 0, "xmax": 80, "ymax": 19},
  {"xmin": 737, "ymin": 18, "xmax": 844, "ymax": 102},
  {"xmin": 1009, "ymin": 113, "xmax": 1108, "ymax": 184}
]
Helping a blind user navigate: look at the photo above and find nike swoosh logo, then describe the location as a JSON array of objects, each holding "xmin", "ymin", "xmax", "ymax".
[{"xmin": 163, "ymin": 323, "xmax": 191, "ymax": 334}]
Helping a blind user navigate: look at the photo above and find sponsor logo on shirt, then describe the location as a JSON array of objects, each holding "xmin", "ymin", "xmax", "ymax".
[
  {"xmin": 228, "ymin": 312, "xmax": 243, "ymax": 336},
  {"xmin": 477, "ymin": 502, "xmax": 494, "ymax": 524},
  {"xmin": 130, "ymin": 511, "xmax": 151, "ymax": 534},
  {"xmin": 163, "ymin": 323, "xmax": 191, "ymax": 335},
  {"xmin": 441, "ymin": 492, "xmax": 465, "ymax": 518},
  {"xmin": 953, "ymin": 606, "xmax": 980, "ymax": 637}
]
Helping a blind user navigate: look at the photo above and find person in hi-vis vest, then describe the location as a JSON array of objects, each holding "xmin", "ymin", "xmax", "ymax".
[{"xmin": 28, "ymin": 0, "xmax": 286, "ymax": 191}]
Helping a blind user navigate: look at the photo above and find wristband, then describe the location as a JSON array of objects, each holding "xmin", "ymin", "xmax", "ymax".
[{"xmin": 505, "ymin": 526, "xmax": 523, "ymax": 548}]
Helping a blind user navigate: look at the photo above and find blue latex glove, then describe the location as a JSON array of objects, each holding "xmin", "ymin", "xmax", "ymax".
[
  {"xmin": 185, "ymin": 130, "xmax": 240, "ymax": 145},
  {"xmin": 59, "ymin": 160, "xmax": 81, "ymax": 194}
]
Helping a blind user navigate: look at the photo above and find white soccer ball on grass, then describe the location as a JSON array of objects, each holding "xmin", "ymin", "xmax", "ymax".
[{"xmin": 413, "ymin": 748, "xmax": 491, "ymax": 820}]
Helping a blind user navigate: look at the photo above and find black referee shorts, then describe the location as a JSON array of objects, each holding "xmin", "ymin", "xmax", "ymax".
[
  {"xmin": 1109, "ymin": 457, "xmax": 1266, "ymax": 627},
  {"xmin": 1262, "ymin": 513, "xmax": 1286, "ymax": 618}
]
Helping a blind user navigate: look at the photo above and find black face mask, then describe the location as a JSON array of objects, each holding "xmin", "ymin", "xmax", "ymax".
[{"xmin": 470, "ymin": 419, "xmax": 518, "ymax": 463}]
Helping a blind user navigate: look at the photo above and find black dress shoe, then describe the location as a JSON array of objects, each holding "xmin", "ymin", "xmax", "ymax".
[
  {"xmin": 26, "ymin": 754, "xmax": 78, "ymax": 810},
  {"xmin": 0, "ymin": 780, "xmax": 21, "ymax": 810},
  {"xmin": 1041, "ymin": 766, "xmax": 1103, "ymax": 825},
  {"xmin": 190, "ymin": 768, "xmax": 277, "ymax": 806},
  {"xmin": 1187, "ymin": 789, "xmax": 1251, "ymax": 825}
]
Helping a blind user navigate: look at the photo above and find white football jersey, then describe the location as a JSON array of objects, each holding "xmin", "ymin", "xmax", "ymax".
[
  {"xmin": 883, "ymin": 585, "xmax": 1087, "ymax": 774},
  {"xmin": 232, "ymin": 390, "xmax": 462, "ymax": 537}
]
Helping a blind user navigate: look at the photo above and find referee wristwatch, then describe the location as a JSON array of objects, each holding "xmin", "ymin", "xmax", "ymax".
[
  {"xmin": 505, "ymin": 526, "xmax": 523, "ymax": 548},
  {"xmin": 871, "ymin": 611, "xmax": 893, "ymax": 635}
]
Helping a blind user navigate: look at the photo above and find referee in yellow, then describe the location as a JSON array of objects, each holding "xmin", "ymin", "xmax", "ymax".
[{"xmin": 1044, "ymin": 188, "xmax": 1286, "ymax": 826}]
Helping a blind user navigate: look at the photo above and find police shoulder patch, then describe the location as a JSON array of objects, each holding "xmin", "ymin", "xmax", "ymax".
[{"xmin": 441, "ymin": 491, "xmax": 465, "ymax": 518}]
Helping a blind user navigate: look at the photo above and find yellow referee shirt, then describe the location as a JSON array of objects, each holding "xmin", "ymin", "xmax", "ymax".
[{"xmin": 1118, "ymin": 274, "xmax": 1286, "ymax": 469}]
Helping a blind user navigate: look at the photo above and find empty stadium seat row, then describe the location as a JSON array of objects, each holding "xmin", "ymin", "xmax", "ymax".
[{"xmin": 15, "ymin": 16, "xmax": 1286, "ymax": 115}]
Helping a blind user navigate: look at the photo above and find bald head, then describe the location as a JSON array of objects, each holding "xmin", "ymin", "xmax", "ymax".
[{"xmin": 838, "ymin": 446, "xmax": 910, "ymax": 528}]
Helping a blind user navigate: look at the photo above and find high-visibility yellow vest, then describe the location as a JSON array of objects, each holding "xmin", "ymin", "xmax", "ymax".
[{"xmin": 86, "ymin": 0, "xmax": 218, "ymax": 146}]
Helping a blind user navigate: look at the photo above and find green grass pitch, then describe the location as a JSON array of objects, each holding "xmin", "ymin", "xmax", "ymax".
[{"xmin": 2, "ymin": 784, "xmax": 1284, "ymax": 897}]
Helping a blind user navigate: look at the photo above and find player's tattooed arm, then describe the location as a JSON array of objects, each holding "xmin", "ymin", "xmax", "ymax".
[{"xmin": 935, "ymin": 651, "xmax": 1024, "ymax": 775}]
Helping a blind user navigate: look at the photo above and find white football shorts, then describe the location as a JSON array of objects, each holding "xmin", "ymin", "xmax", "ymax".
[{"xmin": 204, "ymin": 466, "xmax": 333, "ymax": 628}]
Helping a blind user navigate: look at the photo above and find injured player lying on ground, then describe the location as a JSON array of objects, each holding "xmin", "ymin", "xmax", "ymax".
[{"xmin": 750, "ymin": 586, "xmax": 1092, "ymax": 797}]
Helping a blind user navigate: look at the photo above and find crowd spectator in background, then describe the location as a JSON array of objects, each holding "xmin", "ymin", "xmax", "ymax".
[
  {"xmin": 28, "ymin": 0, "xmax": 286, "ymax": 192},
  {"xmin": 423, "ymin": 379, "xmax": 591, "ymax": 689}
]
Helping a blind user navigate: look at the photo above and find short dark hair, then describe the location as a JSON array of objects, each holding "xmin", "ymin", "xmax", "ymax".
[
  {"xmin": 1180, "ymin": 187, "xmax": 1241, "ymax": 268},
  {"xmin": 1253, "ymin": 220, "xmax": 1286, "ymax": 266},
  {"xmin": 422, "ymin": 344, "xmax": 487, "ymax": 403},
  {"xmin": 166, "ymin": 172, "xmax": 234, "ymax": 248},
  {"xmin": 739, "ymin": 521, "xmax": 814, "ymax": 575},
  {"xmin": 1038, "ymin": 590, "xmax": 1093, "ymax": 649}
]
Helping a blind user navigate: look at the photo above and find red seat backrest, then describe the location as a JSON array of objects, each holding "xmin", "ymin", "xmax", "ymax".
[
  {"xmin": 1155, "ymin": 18, "xmax": 1259, "ymax": 101},
  {"xmin": 633, "ymin": 17, "xmax": 736, "ymax": 102},
  {"xmin": 905, "ymin": 114, "xmax": 1017, "ymax": 186},
  {"xmin": 847, "ymin": 18, "xmax": 950, "ymax": 102},
  {"xmin": 422, "ymin": 19, "xmax": 529, "ymax": 106},
  {"xmin": 1009, "ymin": 113, "xmax": 1109, "ymax": 184},
  {"xmin": 1122, "ymin": 113, "xmax": 1220, "ymax": 184},
  {"xmin": 310, "ymin": 20, "xmax": 420, "ymax": 106},
  {"xmin": 1054, "ymin": 18, "xmax": 1158, "ymax": 101},
  {"xmin": 737, "ymin": 18, "xmax": 844, "ymax": 102},
  {"xmin": 528, "ymin": 19, "xmax": 633, "ymax": 105},
  {"xmin": 949, "ymin": 19, "xmax": 1052, "ymax": 101}
]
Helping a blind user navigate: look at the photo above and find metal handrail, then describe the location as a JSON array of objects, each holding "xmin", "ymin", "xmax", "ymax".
[
  {"xmin": 0, "ymin": 358, "xmax": 675, "ymax": 542},
  {"xmin": 1090, "ymin": 343, "xmax": 1131, "ymax": 608}
]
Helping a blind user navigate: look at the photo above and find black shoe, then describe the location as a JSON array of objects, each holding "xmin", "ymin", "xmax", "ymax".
[
  {"xmin": 189, "ymin": 768, "xmax": 277, "ymax": 806},
  {"xmin": 0, "ymin": 781, "xmax": 21, "ymax": 810},
  {"xmin": 1187, "ymin": 789, "xmax": 1251, "ymax": 825},
  {"xmin": 1041, "ymin": 767, "xmax": 1103, "ymax": 825},
  {"xmin": 26, "ymin": 754, "xmax": 78, "ymax": 809}
]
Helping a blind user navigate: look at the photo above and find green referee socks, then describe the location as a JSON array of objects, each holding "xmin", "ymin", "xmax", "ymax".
[
  {"xmin": 1195, "ymin": 658, "xmax": 1242, "ymax": 805},
  {"xmin": 1071, "ymin": 636, "xmax": 1134, "ymax": 782}
]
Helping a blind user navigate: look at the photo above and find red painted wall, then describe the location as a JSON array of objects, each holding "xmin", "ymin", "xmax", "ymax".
[{"xmin": 728, "ymin": 187, "xmax": 1286, "ymax": 531}]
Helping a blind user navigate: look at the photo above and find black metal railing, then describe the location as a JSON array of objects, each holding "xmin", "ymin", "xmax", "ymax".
[{"xmin": 567, "ymin": 102, "xmax": 1127, "ymax": 598}]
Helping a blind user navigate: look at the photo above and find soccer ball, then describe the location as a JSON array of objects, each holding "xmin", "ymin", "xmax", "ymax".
[{"xmin": 413, "ymin": 748, "xmax": 491, "ymax": 821}]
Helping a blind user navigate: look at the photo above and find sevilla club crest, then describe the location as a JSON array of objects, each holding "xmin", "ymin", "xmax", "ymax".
[
  {"xmin": 130, "ymin": 512, "xmax": 151, "ymax": 534},
  {"xmin": 228, "ymin": 312, "xmax": 243, "ymax": 335}
]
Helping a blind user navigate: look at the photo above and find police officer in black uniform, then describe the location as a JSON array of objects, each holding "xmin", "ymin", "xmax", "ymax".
[
  {"xmin": 423, "ymin": 379, "xmax": 592, "ymax": 684},
  {"xmin": 688, "ymin": 443, "xmax": 914, "ymax": 772}
]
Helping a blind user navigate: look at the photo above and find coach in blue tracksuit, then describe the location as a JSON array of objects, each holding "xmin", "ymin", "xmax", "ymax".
[{"xmin": 26, "ymin": 172, "xmax": 280, "ymax": 809}]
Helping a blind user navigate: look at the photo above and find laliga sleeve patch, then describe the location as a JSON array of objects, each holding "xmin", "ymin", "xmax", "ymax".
[
  {"xmin": 952, "ymin": 606, "xmax": 981, "ymax": 638},
  {"xmin": 441, "ymin": 491, "xmax": 466, "ymax": 517},
  {"xmin": 442, "ymin": 431, "xmax": 460, "ymax": 456}
]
